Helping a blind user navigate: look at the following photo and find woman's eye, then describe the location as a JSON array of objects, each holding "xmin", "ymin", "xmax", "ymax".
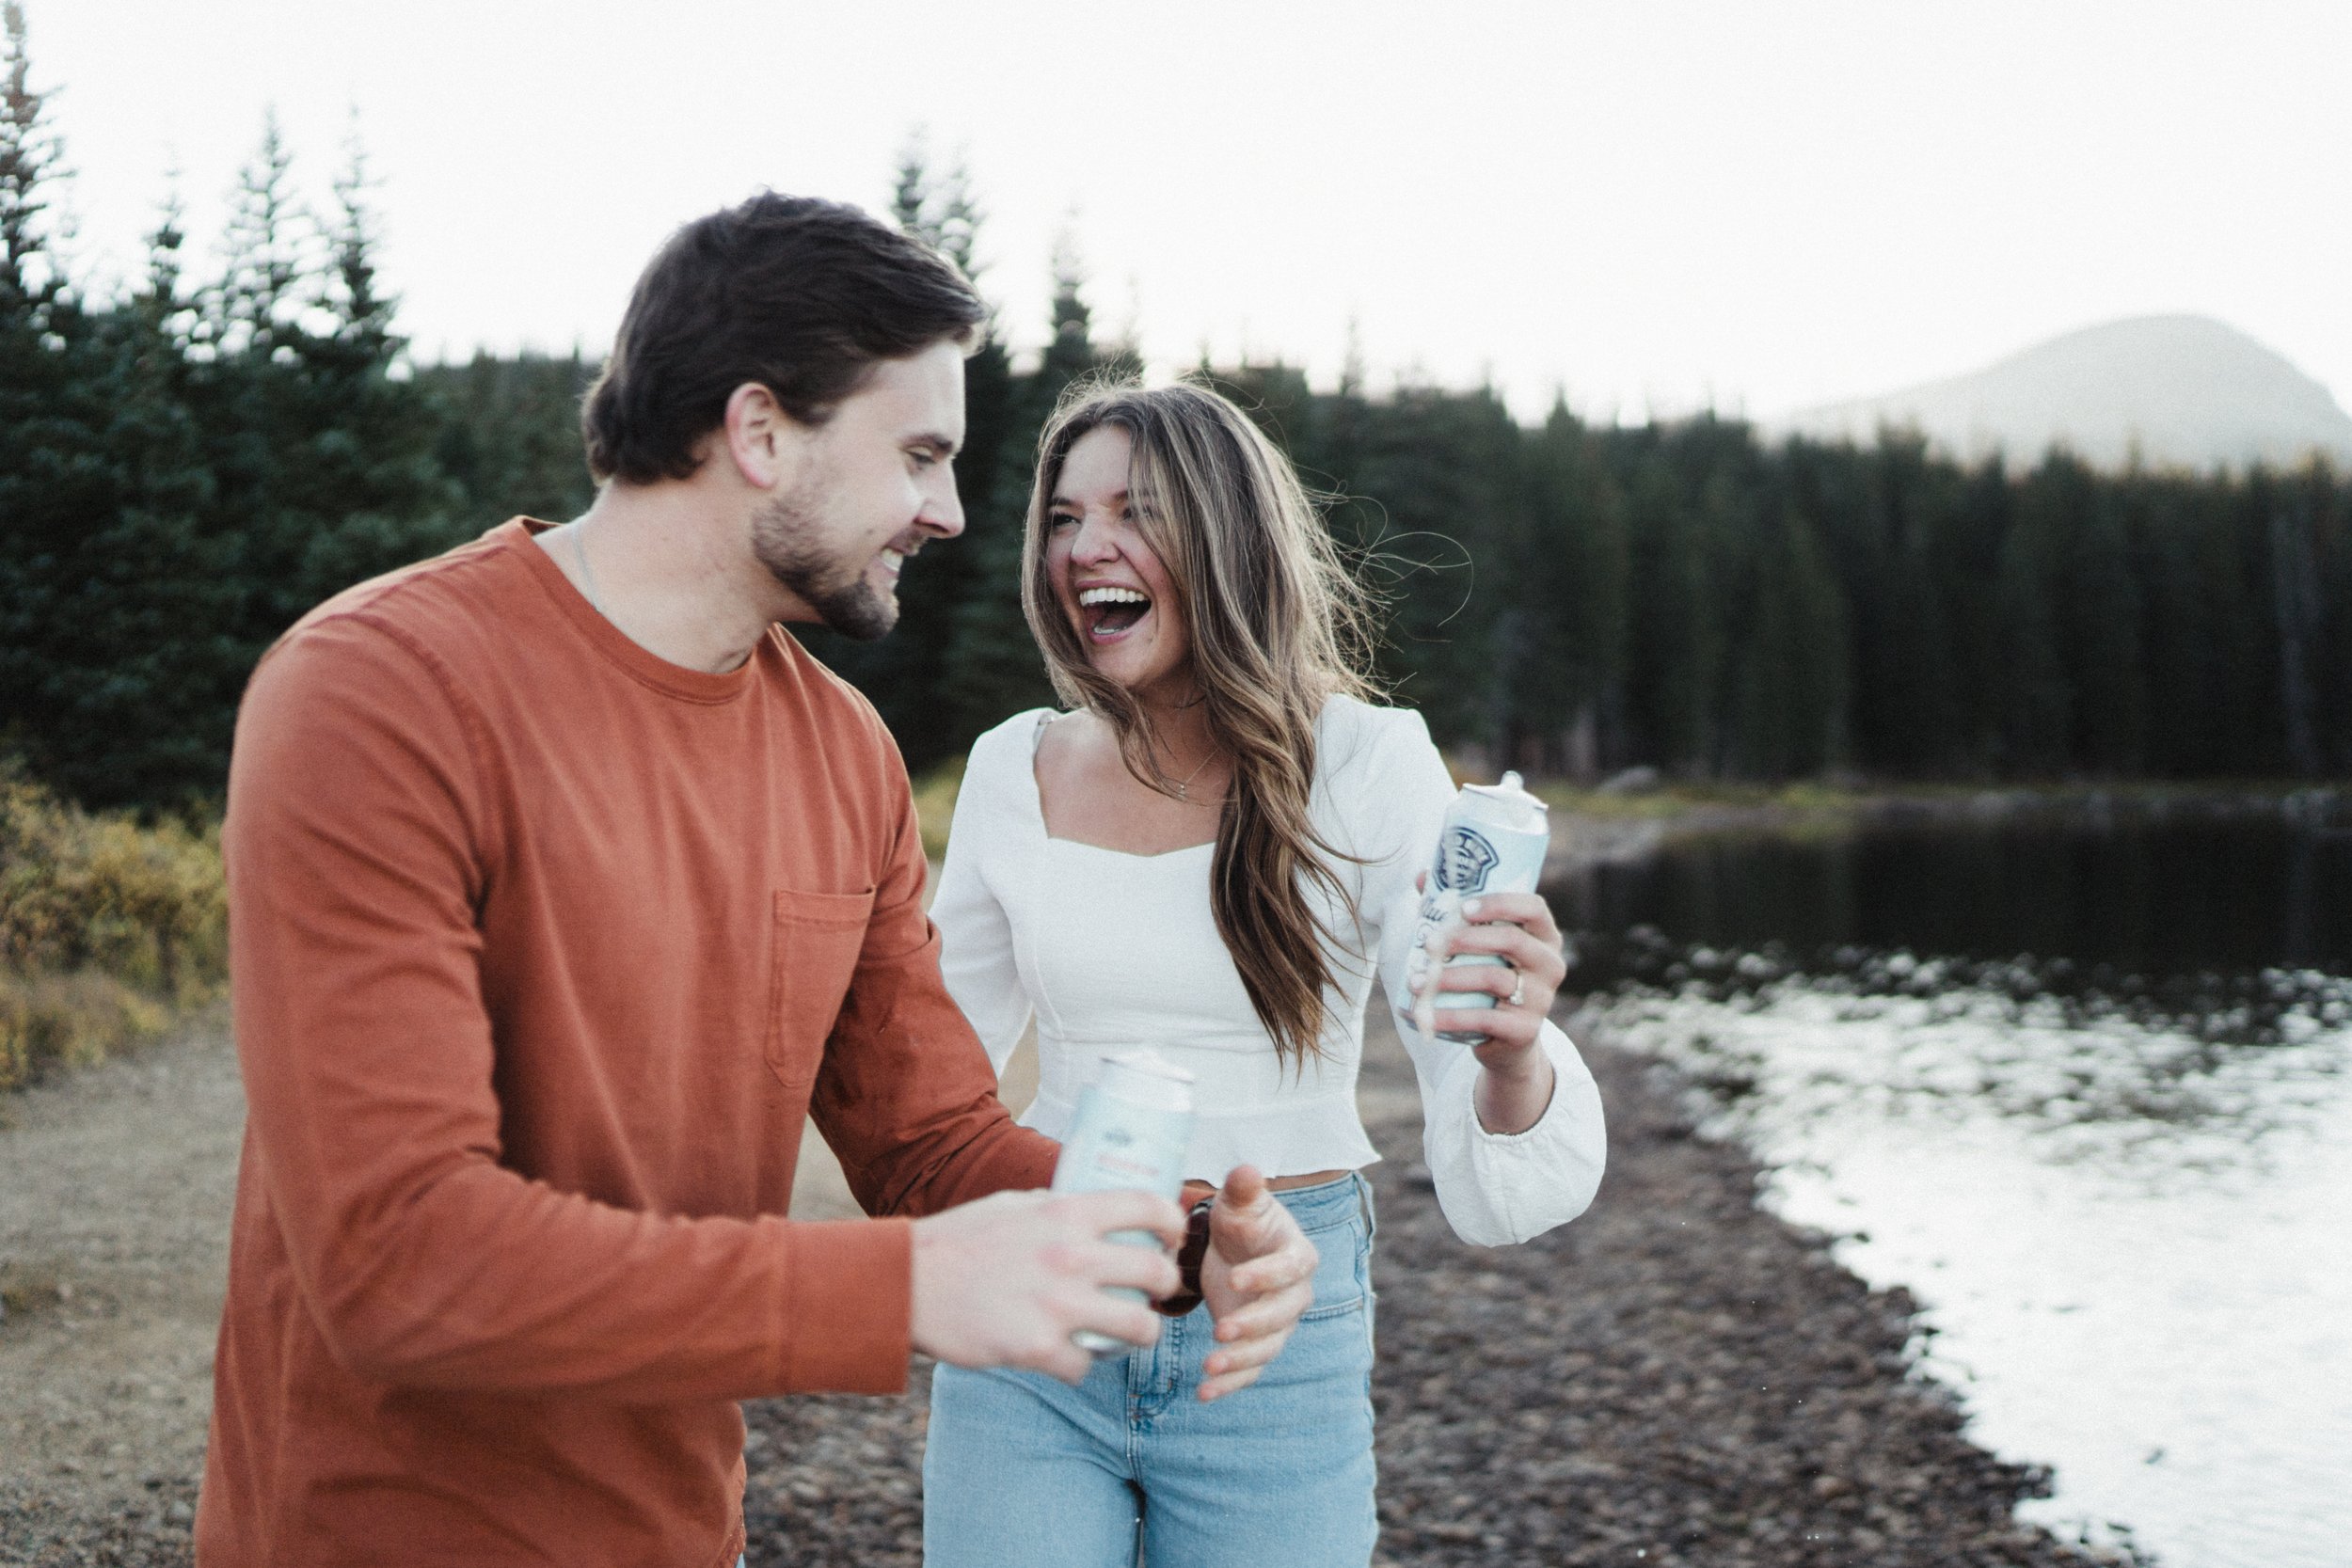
[{"xmin": 1048, "ymin": 514, "xmax": 1079, "ymax": 529}]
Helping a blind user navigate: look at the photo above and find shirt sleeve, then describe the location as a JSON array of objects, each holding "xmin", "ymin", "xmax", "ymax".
[
  {"xmin": 805, "ymin": 715, "xmax": 1059, "ymax": 1214},
  {"xmin": 928, "ymin": 721, "xmax": 1038, "ymax": 1076},
  {"xmin": 1349, "ymin": 707, "xmax": 1607, "ymax": 1247},
  {"xmin": 226, "ymin": 616, "xmax": 925, "ymax": 1400}
]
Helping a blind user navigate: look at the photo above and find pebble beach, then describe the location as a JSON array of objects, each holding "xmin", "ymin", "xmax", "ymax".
[
  {"xmin": 1, "ymin": 1007, "xmax": 2141, "ymax": 1566},
  {"xmin": 736, "ymin": 1010, "xmax": 2136, "ymax": 1568}
]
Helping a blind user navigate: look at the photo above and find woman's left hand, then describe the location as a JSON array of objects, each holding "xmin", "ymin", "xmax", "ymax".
[
  {"xmin": 1424, "ymin": 886, "xmax": 1565, "ymax": 1133},
  {"xmin": 1426, "ymin": 890, "xmax": 1566, "ymax": 1068}
]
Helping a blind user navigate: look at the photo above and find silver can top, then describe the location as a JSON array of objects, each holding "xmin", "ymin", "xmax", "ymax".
[{"xmin": 1454, "ymin": 769, "xmax": 1549, "ymax": 835}]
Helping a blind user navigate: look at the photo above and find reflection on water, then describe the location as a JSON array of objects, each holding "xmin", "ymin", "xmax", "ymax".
[
  {"xmin": 1607, "ymin": 975, "xmax": 2351, "ymax": 1174},
  {"xmin": 1557, "ymin": 806, "xmax": 2352, "ymax": 1568},
  {"xmin": 1558, "ymin": 803, "xmax": 2352, "ymax": 986}
]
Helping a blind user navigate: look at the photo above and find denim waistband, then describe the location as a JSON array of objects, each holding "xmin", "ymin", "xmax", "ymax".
[{"xmin": 1271, "ymin": 1171, "xmax": 1373, "ymax": 1234}]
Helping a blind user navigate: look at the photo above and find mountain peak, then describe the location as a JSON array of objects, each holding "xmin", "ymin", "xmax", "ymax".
[{"xmin": 1780, "ymin": 315, "xmax": 2352, "ymax": 472}]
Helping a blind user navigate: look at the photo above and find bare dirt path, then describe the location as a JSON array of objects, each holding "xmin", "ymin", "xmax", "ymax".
[
  {"xmin": 0, "ymin": 1011, "xmax": 869, "ymax": 1566},
  {"xmin": 0, "ymin": 1010, "xmax": 239, "ymax": 1563}
]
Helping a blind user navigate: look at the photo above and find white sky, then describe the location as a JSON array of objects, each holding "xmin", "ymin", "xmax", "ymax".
[{"xmin": 33, "ymin": 0, "xmax": 2352, "ymax": 421}]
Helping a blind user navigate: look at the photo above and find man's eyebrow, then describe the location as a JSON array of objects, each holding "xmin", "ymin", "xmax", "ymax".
[{"xmin": 909, "ymin": 430, "xmax": 961, "ymax": 456}]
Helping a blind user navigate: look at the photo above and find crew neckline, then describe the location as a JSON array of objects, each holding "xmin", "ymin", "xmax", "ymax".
[
  {"xmin": 1025, "ymin": 709, "xmax": 1219, "ymax": 860},
  {"xmin": 502, "ymin": 517, "xmax": 767, "ymax": 705}
]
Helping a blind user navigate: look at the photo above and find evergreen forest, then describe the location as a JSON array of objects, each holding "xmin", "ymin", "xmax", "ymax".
[{"xmin": 4, "ymin": 10, "xmax": 2347, "ymax": 818}]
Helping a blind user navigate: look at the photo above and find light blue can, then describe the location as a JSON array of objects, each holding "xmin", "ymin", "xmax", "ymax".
[
  {"xmin": 1050, "ymin": 1049, "xmax": 1195, "ymax": 1354},
  {"xmin": 1399, "ymin": 770, "xmax": 1552, "ymax": 1044}
]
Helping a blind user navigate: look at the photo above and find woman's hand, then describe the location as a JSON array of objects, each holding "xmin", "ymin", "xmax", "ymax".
[
  {"xmin": 1422, "ymin": 880, "xmax": 1565, "ymax": 1133},
  {"xmin": 1196, "ymin": 1166, "xmax": 1318, "ymax": 1402}
]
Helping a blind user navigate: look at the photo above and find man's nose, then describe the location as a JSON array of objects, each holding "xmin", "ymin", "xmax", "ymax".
[{"xmin": 920, "ymin": 481, "xmax": 964, "ymax": 539}]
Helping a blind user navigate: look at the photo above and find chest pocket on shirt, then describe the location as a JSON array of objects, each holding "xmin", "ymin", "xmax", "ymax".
[{"xmin": 766, "ymin": 887, "xmax": 875, "ymax": 1090}]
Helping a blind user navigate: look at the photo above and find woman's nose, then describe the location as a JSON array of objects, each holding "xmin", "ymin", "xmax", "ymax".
[{"xmin": 1070, "ymin": 514, "xmax": 1120, "ymax": 562}]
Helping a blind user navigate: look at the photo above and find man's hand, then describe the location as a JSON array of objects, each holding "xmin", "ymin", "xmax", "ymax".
[
  {"xmin": 1197, "ymin": 1165, "xmax": 1319, "ymax": 1402},
  {"xmin": 910, "ymin": 1190, "xmax": 1184, "ymax": 1385}
]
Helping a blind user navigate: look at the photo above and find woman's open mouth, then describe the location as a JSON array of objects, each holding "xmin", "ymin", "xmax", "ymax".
[{"xmin": 1077, "ymin": 585, "xmax": 1152, "ymax": 642}]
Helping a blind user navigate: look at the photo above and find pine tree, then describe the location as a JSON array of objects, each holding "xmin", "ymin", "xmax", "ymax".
[
  {"xmin": 0, "ymin": 0, "xmax": 110, "ymax": 795},
  {"xmin": 791, "ymin": 141, "xmax": 1017, "ymax": 765},
  {"xmin": 210, "ymin": 109, "xmax": 308, "ymax": 361},
  {"xmin": 279, "ymin": 131, "xmax": 464, "ymax": 601},
  {"xmin": 1994, "ymin": 464, "xmax": 2072, "ymax": 774},
  {"xmin": 1522, "ymin": 401, "xmax": 1629, "ymax": 778},
  {"xmin": 942, "ymin": 234, "xmax": 1102, "ymax": 741},
  {"xmin": 198, "ymin": 123, "xmax": 457, "ymax": 631},
  {"xmin": 1726, "ymin": 501, "xmax": 1849, "ymax": 778},
  {"xmin": 2306, "ymin": 461, "xmax": 2352, "ymax": 774},
  {"xmin": 419, "ymin": 349, "xmax": 597, "ymax": 524},
  {"xmin": 1617, "ymin": 440, "xmax": 1722, "ymax": 775},
  {"xmin": 47, "ymin": 194, "xmax": 238, "ymax": 809}
]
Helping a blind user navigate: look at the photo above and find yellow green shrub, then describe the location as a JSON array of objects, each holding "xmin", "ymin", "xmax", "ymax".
[
  {"xmin": 912, "ymin": 754, "xmax": 966, "ymax": 864},
  {"xmin": 0, "ymin": 770, "xmax": 225, "ymax": 1088},
  {"xmin": 1, "ymin": 771, "xmax": 226, "ymax": 997},
  {"xmin": 0, "ymin": 969, "xmax": 172, "ymax": 1091}
]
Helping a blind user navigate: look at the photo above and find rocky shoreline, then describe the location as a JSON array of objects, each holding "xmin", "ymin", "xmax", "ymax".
[
  {"xmin": 737, "ymin": 1013, "xmax": 2138, "ymax": 1568},
  {"xmin": 2, "ymin": 1011, "xmax": 2143, "ymax": 1567}
]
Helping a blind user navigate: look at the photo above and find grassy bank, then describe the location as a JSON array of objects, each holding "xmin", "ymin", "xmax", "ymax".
[
  {"xmin": 1531, "ymin": 773, "xmax": 2344, "ymax": 822},
  {"xmin": 0, "ymin": 775, "xmax": 225, "ymax": 1093}
]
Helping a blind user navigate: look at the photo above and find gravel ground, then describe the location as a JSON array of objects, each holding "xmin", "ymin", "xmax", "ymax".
[
  {"xmin": 1, "ymin": 1007, "xmax": 2142, "ymax": 1567},
  {"xmin": 0, "ymin": 1010, "xmax": 236, "ymax": 1568},
  {"xmin": 735, "ymin": 1011, "xmax": 2141, "ymax": 1568}
]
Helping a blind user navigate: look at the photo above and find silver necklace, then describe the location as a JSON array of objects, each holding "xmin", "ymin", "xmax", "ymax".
[{"xmin": 1167, "ymin": 748, "xmax": 1218, "ymax": 803}]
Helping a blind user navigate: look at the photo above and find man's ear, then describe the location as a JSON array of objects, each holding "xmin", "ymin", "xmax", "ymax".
[{"xmin": 722, "ymin": 382, "xmax": 804, "ymax": 491}]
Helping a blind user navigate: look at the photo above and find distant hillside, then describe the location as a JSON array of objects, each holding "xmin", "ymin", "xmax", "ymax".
[{"xmin": 1779, "ymin": 315, "xmax": 2352, "ymax": 473}]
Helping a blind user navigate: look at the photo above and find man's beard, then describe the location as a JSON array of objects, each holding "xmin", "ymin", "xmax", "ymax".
[{"xmin": 751, "ymin": 486, "xmax": 900, "ymax": 642}]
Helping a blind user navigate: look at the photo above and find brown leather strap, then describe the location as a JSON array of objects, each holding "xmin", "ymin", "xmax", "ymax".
[{"xmin": 1153, "ymin": 1195, "xmax": 1216, "ymax": 1318}]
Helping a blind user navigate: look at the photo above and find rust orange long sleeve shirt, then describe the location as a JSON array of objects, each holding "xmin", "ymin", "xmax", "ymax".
[{"xmin": 197, "ymin": 520, "xmax": 1058, "ymax": 1567}]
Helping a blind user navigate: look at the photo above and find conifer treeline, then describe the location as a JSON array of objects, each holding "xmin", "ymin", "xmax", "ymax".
[
  {"xmin": 2, "ymin": 8, "xmax": 2344, "ymax": 815},
  {"xmin": 793, "ymin": 152, "xmax": 2352, "ymax": 789}
]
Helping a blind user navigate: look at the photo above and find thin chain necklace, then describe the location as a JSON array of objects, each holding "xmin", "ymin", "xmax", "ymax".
[{"xmin": 1168, "ymin": 749, "xmax": 1217, "ymax": 802}]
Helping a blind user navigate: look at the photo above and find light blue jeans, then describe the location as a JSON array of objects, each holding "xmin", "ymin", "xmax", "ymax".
[{"xmin": 922, "ymin": 1173, "xmax": 1378, "ymax": 1568}]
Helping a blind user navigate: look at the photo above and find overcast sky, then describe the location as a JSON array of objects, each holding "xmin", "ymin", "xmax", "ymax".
[{"xmin": 33, "ymin": 1, "xmax": 2352, "ymax": 421}]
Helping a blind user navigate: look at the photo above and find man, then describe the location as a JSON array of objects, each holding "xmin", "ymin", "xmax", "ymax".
[{"xmin": 198, "ymin": 193, "xmax": 1317, "ymax": 1566}]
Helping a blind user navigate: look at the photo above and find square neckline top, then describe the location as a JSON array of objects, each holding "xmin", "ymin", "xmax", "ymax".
[{"xmin": 1027, "ymin": 710, "xmax": 1218, "ymax": 861}]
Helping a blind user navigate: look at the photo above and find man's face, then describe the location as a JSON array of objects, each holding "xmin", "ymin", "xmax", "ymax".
[{"xmin": 753, "ymin": 340, "xmax": 966, "ymax": 641}]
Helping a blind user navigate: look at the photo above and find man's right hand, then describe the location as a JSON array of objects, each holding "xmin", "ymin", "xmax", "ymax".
[{"xmin": 909, "ymin": 1190, "xmax": 1185, "ymax": 1383}]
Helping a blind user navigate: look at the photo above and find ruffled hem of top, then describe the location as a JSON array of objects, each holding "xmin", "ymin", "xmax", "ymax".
[{"xmin": 1020, "ymin": 1090, "xmax": 1384, "ymax": 1184}]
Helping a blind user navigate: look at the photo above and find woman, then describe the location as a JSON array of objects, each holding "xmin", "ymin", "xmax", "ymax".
[{"xmin": 921, "ymin": 379, "xmax": 1606, "ymax": 1568}]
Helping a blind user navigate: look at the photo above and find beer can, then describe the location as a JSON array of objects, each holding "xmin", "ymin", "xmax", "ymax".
[
  {"xmin": 1400, "ymin": 770, "xmax": 1552, "ymax": 1044},
  {"xmin": 1049, "ymin": 1048, "xmax": 1195, "ymax": 1355}
]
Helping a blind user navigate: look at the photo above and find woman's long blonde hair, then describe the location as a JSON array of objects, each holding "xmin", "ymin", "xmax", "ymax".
[{"xmin": 1022, "ymin": 377, "xmax": 1383, "ymax": 1068}]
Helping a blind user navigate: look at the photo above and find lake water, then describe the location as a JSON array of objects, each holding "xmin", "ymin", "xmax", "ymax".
[{"xmin": 1551, "ymin": 800, "xmax": 2352, "ymax": 1568}]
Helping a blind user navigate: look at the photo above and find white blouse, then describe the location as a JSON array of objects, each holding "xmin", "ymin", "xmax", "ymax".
[{"xmin": 930, "ymin": 695, "xmax": 1606, "ymax": 1247}]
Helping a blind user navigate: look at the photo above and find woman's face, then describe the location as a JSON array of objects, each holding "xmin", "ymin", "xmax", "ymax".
[{"xmin": 1045, "ymin": 424, "xmax": 1192, "ymax": 705}]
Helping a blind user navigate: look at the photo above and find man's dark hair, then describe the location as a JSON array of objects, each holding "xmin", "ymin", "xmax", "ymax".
[{"xmin": 581, "ymin": 192, "xmax": 985, "ymax": 485}]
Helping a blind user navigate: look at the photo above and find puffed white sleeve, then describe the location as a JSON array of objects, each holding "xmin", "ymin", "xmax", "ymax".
[
  {"xmin": 929, "ymin": 721, "xmax": 1037, "ymax": 1078},
  {"xmin": 1349, "ymin": 708, "xmax": 1607, "ymax": 1246}
]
